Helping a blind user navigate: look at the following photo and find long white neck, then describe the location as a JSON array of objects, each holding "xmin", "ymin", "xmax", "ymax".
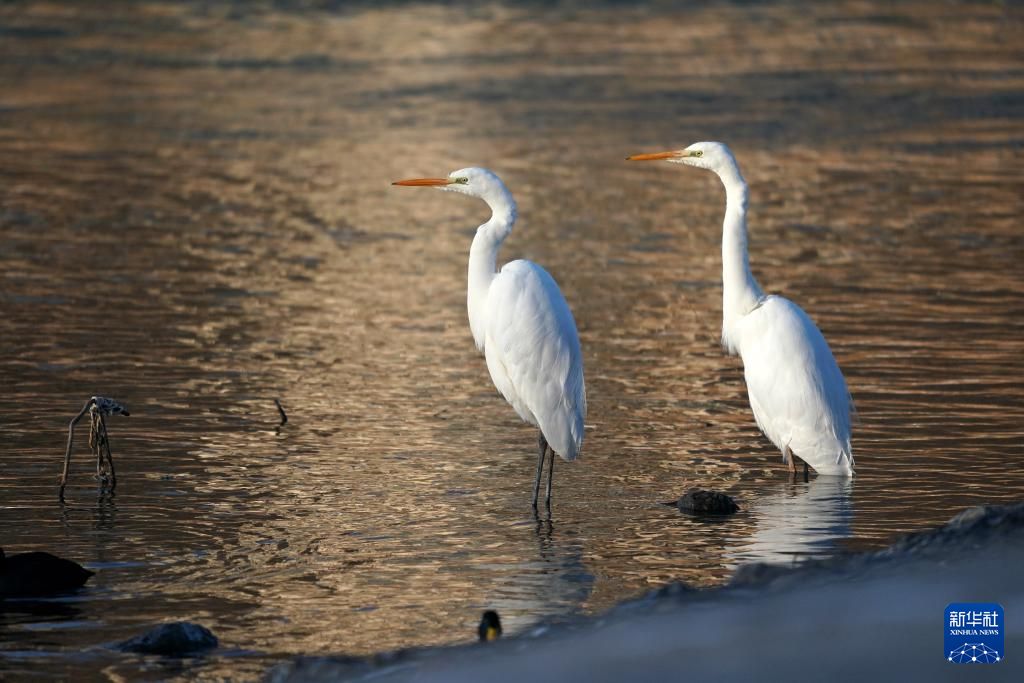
[
  {"xmin": 467, "ymin": 191, "xmax": 517, "ymax": 350},
  {"xmin": 717, "ymin": 162, "xmax": 763, "ymax": 354}
]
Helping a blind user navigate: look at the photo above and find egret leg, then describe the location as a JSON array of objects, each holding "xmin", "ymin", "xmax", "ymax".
[
  {"xmin": 784, "ymin": 445, "xmax": 795, "ymax": 476},
  {"xmin": 544, "ymin": 445, "xmax": 555, "ymax": 509},
  {"xmin": 532, "ymin": 433, "xmax": 547, "ymax": 509},
  {"xmin": 802, "ymin": 459, "xmax": 809, "ymax": 483}
]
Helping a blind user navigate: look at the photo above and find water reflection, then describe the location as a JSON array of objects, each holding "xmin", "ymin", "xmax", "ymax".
[
  {"xmin": 475, "ymin": 517, "xmax": 593, "ymax": 636},
  {"xmin": 0, "ymin": 599, "xmax": 83, "ymax": 623},
  {"xmin": 1, "ymin": 0, "xmax": 1022, "ymax": 679},
  {"xmin": 727, "ymin": 477, "xmax": 854, "ymax": 566},
  {"xmin": 58, "ymin": 492, "xmax": 118, "ymax": 529}
]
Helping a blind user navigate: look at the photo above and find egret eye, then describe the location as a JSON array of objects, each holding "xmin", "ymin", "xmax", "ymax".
[
  {"xmin": 453, "ymin": 177, "xmax": 469, "ymax": 185},
  {"xmin": 694, "ymin": 150, "xmax": 703, "ymax": 157}
]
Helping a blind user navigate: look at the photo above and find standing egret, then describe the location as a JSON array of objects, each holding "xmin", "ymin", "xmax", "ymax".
[
  {"xmin": 628, "ymin": 143, "xmax": 854, "ymax": 476},
  {"xmin": 392, "ymin": 168, "xmax": 586, "ymax": 508}
]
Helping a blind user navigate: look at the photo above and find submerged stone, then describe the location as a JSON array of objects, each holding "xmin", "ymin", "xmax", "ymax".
[
  {"xmin": 0, "ymin": 548, "xmax": 94, "ymax": 598},
  {"xmin": 119, "ymin": 621, "xmax": 218, "ymax": 656},
  {"xmin": 676, "ymin": 489, "xmax": 739, "ymax": 515}
]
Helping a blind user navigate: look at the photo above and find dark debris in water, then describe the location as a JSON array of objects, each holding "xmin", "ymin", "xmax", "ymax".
[
  {"xmin": 0, "ymin": 548, "xmax": 94, "ymax": 599},
  {"xmin": 675, "ymin": 489, "xmax": 739, "ymax": 515},
  {"xmin": 118, "ymin": 621, "xmax": 218, "ymax": 657},
  {"xmin": 274, "ymin": 398, "xmax": 289, "ymax": 428},
  {"xmin": 58, "ymin": 396, "xmax": 130, "ymax": 502}
]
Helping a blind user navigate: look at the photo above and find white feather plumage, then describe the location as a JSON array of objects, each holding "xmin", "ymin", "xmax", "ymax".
[
  {"xmin": 484, "ymin": 259, "xmax": 585, "ymax": 461},
  {"xmin": 395, "ymin": 167, "xmax": 586, "ymax": 502},
  {"xmin": 632, "ymin": 142, "xmax": 855, "ymax": 475}
]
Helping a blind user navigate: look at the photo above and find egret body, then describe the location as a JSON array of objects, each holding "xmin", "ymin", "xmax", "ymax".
[
  {"xmin": 393, "ymin": 168, "xmax": 587, "ymax": 507},
  {"xmin": 628, "ymin": 143, "xmax": 854, "ymax": 476}
]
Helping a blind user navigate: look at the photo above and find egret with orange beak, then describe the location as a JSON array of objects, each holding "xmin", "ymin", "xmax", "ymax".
[
  {"xmin": 393, "ymin": 168, "xmax": 586, "ymax": 509},
  {"xmin": 628, "ymin": 143, "xmax": 855, "ymax": 476}
]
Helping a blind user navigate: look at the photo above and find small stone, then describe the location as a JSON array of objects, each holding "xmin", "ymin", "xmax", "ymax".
[
  {"xmin": 676, "ymin": 489, "xmax": 739, "ymax": 515},
  {"xmin": 119, "ymin": 621, "xmax": 218, "ymax": 656}
]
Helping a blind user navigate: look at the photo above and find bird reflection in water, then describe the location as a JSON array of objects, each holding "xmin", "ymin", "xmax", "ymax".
[
  {"xmin": 477, "ymin": 514, "xmax": 593, "ymax": 639},
  {"xmin": 726, "ymin": 476, "xmax": 854, "ymax": 567},
  {"xmin": 59, "ymin": 491, "xmax": 118, "ymax": 533}
]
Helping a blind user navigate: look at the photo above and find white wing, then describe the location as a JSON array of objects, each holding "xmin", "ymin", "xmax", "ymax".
[
  {"xmin": 735, "ymin": 296, "xmax": 854, "ymax": 475},
  {"xmin": 482, "ymin": 260, "xmax": 586, "ymax": 461}
]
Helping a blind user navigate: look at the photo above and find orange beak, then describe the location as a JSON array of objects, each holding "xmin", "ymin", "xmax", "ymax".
[
  {"xmin": 391, "ymin": 178, "xmax": 453, "ymax": 187},
  {"xmin": 625, "ymin": 151, "xmax": 682, "ymax": 161}
]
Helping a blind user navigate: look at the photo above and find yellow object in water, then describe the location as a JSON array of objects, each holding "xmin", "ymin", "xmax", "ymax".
[{"xmin": 478, "ymin": 610, "xmax": 502, "ymax": 642}]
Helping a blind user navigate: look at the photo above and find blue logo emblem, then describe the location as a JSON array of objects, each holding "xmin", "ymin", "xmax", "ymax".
[{"xmin": 945, "ymin": 603, "xmax": 1003, "ymax": 663}]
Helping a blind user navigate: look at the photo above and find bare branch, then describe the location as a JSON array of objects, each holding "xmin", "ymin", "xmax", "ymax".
[{"xmin": 59, "ymin": 397, "xmax": 128, "ymax": 502}]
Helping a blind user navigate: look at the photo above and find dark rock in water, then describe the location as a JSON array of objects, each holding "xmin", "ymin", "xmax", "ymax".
[
  {"xmin": 676, "ymin": 489, "xmax": 739, "ymax": 515},
  {"xmin": 119, "ymin": 622, "xmax": 218, "ymax": 656},
  {"xmin": 0, "ymin": 548, "xmax": 94, "ymax": 598}
]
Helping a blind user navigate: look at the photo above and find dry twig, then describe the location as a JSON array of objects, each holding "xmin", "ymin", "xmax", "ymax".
[{"xmin": 59, "ymin": 396, "xmax": 129, "ymax": 501}]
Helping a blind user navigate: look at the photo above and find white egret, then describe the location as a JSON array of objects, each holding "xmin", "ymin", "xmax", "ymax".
[
  {"xmin": 628, "ymin": 143, "xmax": 854, "ymax": 476},
  {"xmin": 393, "ymin": 168, "xmax": 586, "ymax": 507}
]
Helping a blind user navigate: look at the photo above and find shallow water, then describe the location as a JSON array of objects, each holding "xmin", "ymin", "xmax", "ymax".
[{"xmin": 1, "ymin": 0, "xmax": 1022, "ymax": 679}]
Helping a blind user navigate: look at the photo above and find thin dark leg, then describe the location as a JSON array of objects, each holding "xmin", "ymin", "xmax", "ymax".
[
  {"xmin": 802, "ymin": 460, "xmax": 809, "ymax": 483},
  {"xmin": 545, "ymin": 446, "xmax": 555, "ymax": 509},
  {"xmin": 532, "ymin": 432, "xmax": 547, "ymax": 509},
  {"xmin": 101, "ymin": 415, "xmax": 117, "ymax": 493}
]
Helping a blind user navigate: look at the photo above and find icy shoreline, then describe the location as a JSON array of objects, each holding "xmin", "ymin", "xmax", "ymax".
[{"xmin": 268, "ymin": 502, "xmax": 1023, "ymax": 682}]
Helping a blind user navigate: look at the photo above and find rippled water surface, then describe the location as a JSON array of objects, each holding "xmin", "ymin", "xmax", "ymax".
[{"xmin": 1, "ymin": 1, "xmax": 1022, "ymax": 679}]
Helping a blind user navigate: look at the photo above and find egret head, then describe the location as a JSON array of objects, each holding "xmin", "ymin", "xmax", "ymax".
[
  {"xmin": 627, "ymin": 141, "xmax": 739, "ymax": 175},
  {"xmin": 392, "ymin": 167, "xmax": 513, "ymax": 207}
]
